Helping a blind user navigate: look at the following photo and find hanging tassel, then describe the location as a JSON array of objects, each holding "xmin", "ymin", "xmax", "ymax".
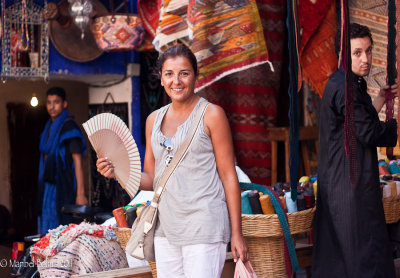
[
  {"xmin": 286, "ymin": 0, "xmax": 301, "ymax": 202},
  {"xmin": 396, "ymin": 0, "xmax": 400, "ymax": 148},
  {"xmin": 340, "ymin": 0, "xmax": 358, "ymax": 185},
  {"xmin": 387, "ymin": 0, "xmax": 397, "ymax": 159}
]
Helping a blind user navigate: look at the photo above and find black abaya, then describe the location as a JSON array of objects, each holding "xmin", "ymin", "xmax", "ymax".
[{"xmin": 312, "ymin": 69, "xmax": 397, "ymax": 278}]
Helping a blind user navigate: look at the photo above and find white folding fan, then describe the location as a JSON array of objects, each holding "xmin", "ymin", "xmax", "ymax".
[{"xmin": 82, "ymin": 113, "xmax": 141, "ymax": 198}]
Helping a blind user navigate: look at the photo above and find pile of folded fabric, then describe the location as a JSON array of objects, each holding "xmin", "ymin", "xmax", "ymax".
[
  {"xmin": 31, "ymin": 222, "xmax": 128, "ymax": 277},
  {"xmin": 241, "ymin": 176, "xmax": 317, "ymax": 215}
]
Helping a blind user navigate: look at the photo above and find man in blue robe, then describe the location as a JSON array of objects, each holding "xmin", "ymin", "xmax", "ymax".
[{"xmin": 35, "ymin": 87, "xmax": 88, "ymax": 234}]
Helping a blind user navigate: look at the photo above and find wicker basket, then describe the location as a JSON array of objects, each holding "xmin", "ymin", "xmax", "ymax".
[
  {"xmin": 242, "ymin": 207, "xmax": 316, "ymax": 278},
  {"xmin": 112, "ymin": 227, "xmax": 157, "ymax": 278},
  {"xmin": 383, "ymin": 196, "xmax": 400, "ymax": 224}
]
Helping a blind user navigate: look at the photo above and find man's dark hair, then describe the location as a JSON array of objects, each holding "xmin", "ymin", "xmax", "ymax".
[
  {"xmin": 335, "ymin": 23, "xmax": 373, "ymax": 57},
  {"xmin": 46, "ymin": 87, "xmax": 66, "ymax": 101},
  {"xmin": 350, "ymin": 23, "xmax": 373, "ymax": 44}
]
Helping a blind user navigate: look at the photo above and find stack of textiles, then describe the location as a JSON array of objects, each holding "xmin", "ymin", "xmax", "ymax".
[
  {"xmin": 378, "ymin": 159, "xmax": 400, "ymax": 199},
  {"xmin": 112, "ymin": 201, "xmax": 151, "ymax": 228},
  {"xmin": 379, "ymin": 159, "xmax": 400, "ymax": 176},
  {"xmin": 377, "ymin": 160, "xmax": 400, "ymax": 223},
  {"xmin": 241, "ymin": 176, "xmax": 317, "ymax": 215},
  {"xmin": 30, "ymin": 222, "xmax": 128, "ymax": 277}
]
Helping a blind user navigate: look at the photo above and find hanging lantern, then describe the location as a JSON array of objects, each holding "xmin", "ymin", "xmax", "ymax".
[{"xmin": 68, "ymin": 0, "xmax": 93, "ymax": 39}]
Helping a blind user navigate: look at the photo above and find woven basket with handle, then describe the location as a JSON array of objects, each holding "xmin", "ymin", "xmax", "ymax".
[
  {"xmin": 383, "ymin": 196, "xmax": 400, "ymax": 224},
  {"xmin": 241, "ymin": 207, "xmax": 316, "ymax": 278},
  {"xmin": 113, "ymin": 227, "xmax": 157, "ymax": 278}
]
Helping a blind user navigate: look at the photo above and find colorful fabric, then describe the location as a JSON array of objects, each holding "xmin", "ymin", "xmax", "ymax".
[
  {"xmin": 298, "ymin": 0, "xmax": 332, "ymax": 52},
  {"xmin": 300, "ymin": 1, "xmax": 338, "ymax": 97},
  {"xmin": 31, "ymin": 223, "xmax": 127, "ymax": 276},
  {"xmin": 137, "ymin": 0, "xmax": 162, "ymax": 38},
  {"xmin": 154, "ymin": 0, "xmax": 271, "ymax": 92},
  {"xmin": 91, "ymin": 15, "xmax": 145, "ymax": 51},
  {"xmin": 199, "ymin": 0, "xmax": 285, "ymax": 185}
]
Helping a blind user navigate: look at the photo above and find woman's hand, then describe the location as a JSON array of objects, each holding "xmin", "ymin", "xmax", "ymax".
[
  {"xmin": 96, "ymin": 157, "xmax": 115, "ymax": 179},
  {"xmin": 230, "ymin": 233, "xmax": 249, "ymax": 263}
]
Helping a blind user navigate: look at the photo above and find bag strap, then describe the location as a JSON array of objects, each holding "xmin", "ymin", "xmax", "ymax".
[
  {"xmin": 142, "ymin": 100, "xmax": 209, "ymax": 233},
  {"xmin": 110, "ymin": 0, "xmax": 130, "ymax": 23}
]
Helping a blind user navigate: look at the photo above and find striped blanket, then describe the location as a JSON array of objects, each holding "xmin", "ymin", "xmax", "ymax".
[{"xmin": 153, "ymin": 0, "xmax": 271, "ymax": 92}]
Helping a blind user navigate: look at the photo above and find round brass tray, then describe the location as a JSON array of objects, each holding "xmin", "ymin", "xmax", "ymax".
[{"xmin": 49, "ymin": 0, "xmax": 108, "ymax": 62}]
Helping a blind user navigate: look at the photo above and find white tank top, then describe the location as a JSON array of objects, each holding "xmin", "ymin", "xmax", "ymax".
[{"xmin": 151, "ymin": 98, "xmax": 231, "ymax": 246}]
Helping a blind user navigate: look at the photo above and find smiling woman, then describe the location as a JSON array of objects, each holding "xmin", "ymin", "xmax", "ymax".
[
  {"xmin": 159, "ymin": 56, "xmax": 197, "ymax": 106},
  {"xmin": 97, "ymin": 44, "xmax": 249, "ymax": 278}
]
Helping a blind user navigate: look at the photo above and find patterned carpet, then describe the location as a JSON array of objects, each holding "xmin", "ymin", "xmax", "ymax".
[
  {"xmin": 154, "ymin": 0, "xmax": 271, "ymax": 92},
  {"xmin": 199, "ymin": 0, "xmax": 286, "ymax": 185}
]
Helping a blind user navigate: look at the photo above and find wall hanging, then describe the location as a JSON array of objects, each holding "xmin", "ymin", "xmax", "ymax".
[
  {"xmin": 1, "ymin": 0, "xmax": 49, "ymax": 80},
  {"xmin": 91, "ymin": 0, "xmax": 145, "ymax": 52}
]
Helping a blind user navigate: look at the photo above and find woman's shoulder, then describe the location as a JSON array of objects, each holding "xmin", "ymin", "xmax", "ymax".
[
  {"xmin": 204, "ymin": 102, "xmax": 226, "ymax": 119},
  {"xmin": 203, "ymin": 102, "xmax": 228, "ymax": 135},
  {"xmin": 146, "ymin": 110, "xmax": 158, "ymax": 127}
]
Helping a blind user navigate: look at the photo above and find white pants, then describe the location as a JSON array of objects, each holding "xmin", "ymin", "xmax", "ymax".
[{"xmin": 154, "ymin": 236, "xmax": 227, "ymax": 278}]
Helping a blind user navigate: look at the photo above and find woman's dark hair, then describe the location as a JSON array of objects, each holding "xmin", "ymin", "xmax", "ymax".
[
  {"xmin": 335, "ymin": 23, "xmax": 373, "ymax": 57},
  {"xmin": 156, "ymin": 44, "xmax": 198, "ymax": 76},
  {"xmin": 46, "ymin": 87, "xmax": 66, "ymax": 101}
]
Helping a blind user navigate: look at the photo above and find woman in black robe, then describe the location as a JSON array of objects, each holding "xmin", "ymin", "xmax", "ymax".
[{"xmin": 312, "ymin": 24, "xmax": 398, "ymax": 278}]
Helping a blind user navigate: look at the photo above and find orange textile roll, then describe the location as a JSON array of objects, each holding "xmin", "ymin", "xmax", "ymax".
[
  {"xmin": 379, "ymin": 165, "xmax": 391, "ymax": 176},
  {"xmin": 136, "ymin": 204, "xmax": 147, "ymax": 216},
  {"xmin": 260, "ymin": 195, "xmax": 275, "ymax": 214},
  {"xmin": 112, "ymin": 207, "xmax": 129, "ymax": 228}
]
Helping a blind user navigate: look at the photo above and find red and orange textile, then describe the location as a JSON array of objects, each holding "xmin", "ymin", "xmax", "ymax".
[
  {"xmin": 300, "ymin": 1, "xmax": 338, "ymax": 97},
  {"xmin": 200, "ymin": 0, "xmax": 286, "ymax": 185},
  {"xmin": 152, "ymin": 0, "xmax": 271, "ymax": 92},
  {"xmin": 298, "ymin": 0, "xmax": 332, "ymax": 52},
  {"xmin": 137, "ymin": 0, "xmax": 161, "ymax": 38}
]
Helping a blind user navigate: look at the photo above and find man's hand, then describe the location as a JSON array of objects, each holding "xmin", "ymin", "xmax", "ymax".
[
  {"xmin": 76, "ymin": 194, "xmax": 88, "ymax": 205},
  {"xmin": 374, "ymin": 80, "xmax": 398, "ymax": 113},
  {"xmin": 379, "ymin": 80, "xmax": 398, "ymax": 98}
]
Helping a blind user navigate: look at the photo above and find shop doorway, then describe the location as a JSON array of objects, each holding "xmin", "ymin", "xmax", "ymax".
[{"xmin": 7, "ymin": 103, "xmax": 48, "ymax": 238}]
